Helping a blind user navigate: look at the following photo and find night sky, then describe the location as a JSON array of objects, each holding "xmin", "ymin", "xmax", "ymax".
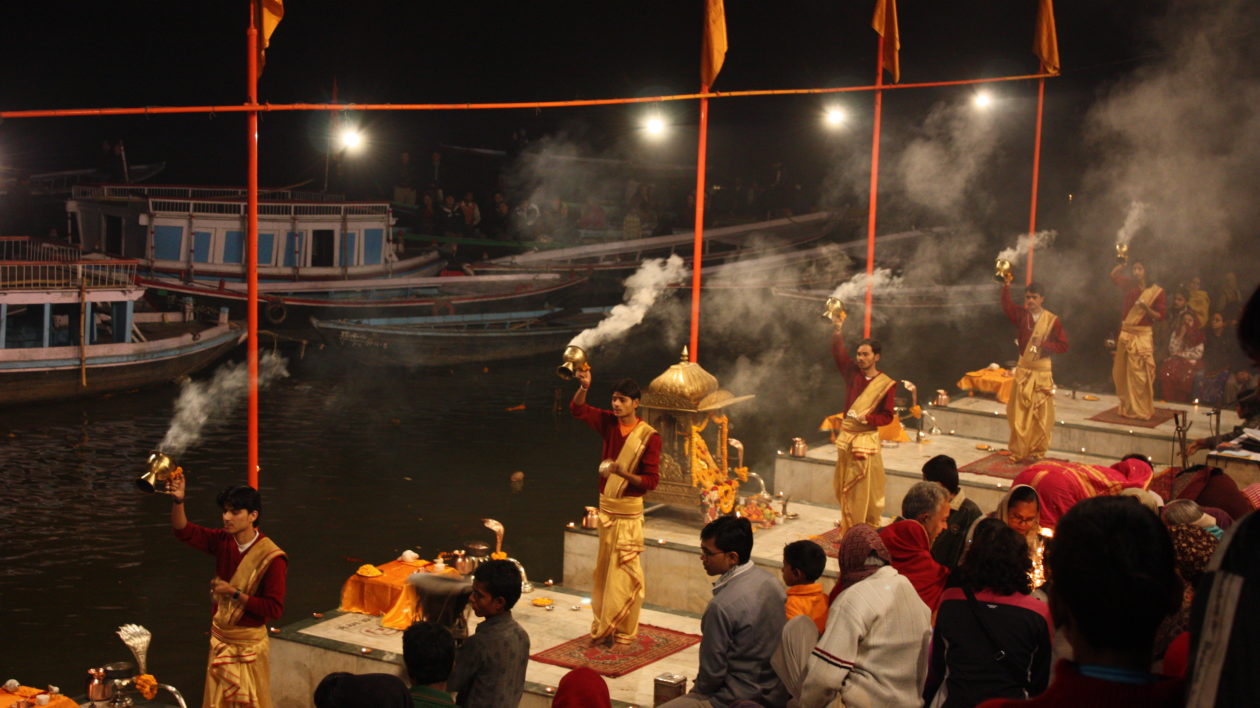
[{"xmin": 0, "ymin": 1, "xmax": 1159, "ymax": 194}]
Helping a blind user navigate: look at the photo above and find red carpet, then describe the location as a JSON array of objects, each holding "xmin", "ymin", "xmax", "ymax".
[
  {"xmin": 958, "ymin": 452, "xmax": 1072, "ymax": 481},
  {"xmin": 811, "ymin": 526, "xmax": 843, "ymax": 558},
  {"xmin": 530, "ymin": 624, "xmax": 701, "ymax": 678},
  {"xmin": 1087, "ymin": 406, "xmax": 1178, "ymax": 428}
]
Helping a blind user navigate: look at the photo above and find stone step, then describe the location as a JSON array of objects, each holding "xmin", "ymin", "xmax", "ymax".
[{"xmin": 271, "ymin": 586, "xmax": 709, "ymax": 708}]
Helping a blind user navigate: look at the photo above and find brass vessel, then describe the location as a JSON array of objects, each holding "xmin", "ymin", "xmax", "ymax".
[
  {"xmin": 136, "ymin": 451, "xmax": 178, "ymax": 495},
  {"xmin": 1115, "ymin": 242, "xmax": 1129, "ymax": 264},
  {"xmin": 822, "ymin": 297, "xmax": 846, "ymax": 323},
  {"xmin": 789, "ymin": 437, "xmax": 808, "ymax": 457},
  {"xmin": 994, "ymin": 258, "xmax": 1013, "ymax": 284},
  {"xmin": 555, "ymin": 345, "xmax": 590, "ymax": 380}
]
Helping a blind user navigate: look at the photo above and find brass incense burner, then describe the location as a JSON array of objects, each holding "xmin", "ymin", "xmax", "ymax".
[
  {"xmin": 556, "ymin": 345, "xmax": 590, "ymax": 380},
  {"xmin": 994, "ymin": 258, "xmax": 1013, "ymax": 284},
  {"xmin": 136, "ymin": 452, "xmax": 178, "ymax": 495},
  {"xmin": 822, "ymin": 297, "xmax": 846, "ymax": 324},
  {"xmin": 1115, "ymin": 242, "xmax": 1129, "ymax": 264}
]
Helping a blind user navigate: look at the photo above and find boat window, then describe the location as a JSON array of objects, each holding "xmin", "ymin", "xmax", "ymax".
[
  {"xmin": 341, "ymin": 232, "xmax": 358, "ymax": 266},
  {"xmin": 223, "ymin": 230, "xmax": 245, "ymax": 264},
  {"xmin": 259, "ymin": 233, "xmax": 276, "ymax": 266},
  {"xmin": 311, "ymin": 229, "xmax": 335, "ymax": 267},
  {"xmin": 153, "ymin": 225, "xmax": 183, "ymax": 261},
  {"xmin": 363, "ymin": 229, "xmax": 384, "ymax": 265},
  {"xmin": 283, "ymin": 232, "xmax": 303, "ymax": 267},
  {"xmin": 192, "ymin": 231, "xmax": 213, "ymax": 263},
  {"xmin": 104, "ymin": 214, "xmax": 124, "ymax": 255}
]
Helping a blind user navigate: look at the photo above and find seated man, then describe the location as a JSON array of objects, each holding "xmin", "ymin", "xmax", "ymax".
[
  {"xmin": 977, "ymin": 497, "xmax": 1185, "ymax": 707},
  {"xmin": 879, "ymin": 481, "xmax": 951, "ymax": 612},
  {"xmin": 447, "ymin": 560, "xmax": 529, "ymax": 707},
  {"xmin": 661, "ymin": 516, "xmax": 788, "ymax": 707},
  {"xmin": 922, "ymin": 455, "xmax": 983, "ymax": 570},
  {"xmin": 403, "ymin": 621, "xmax": 457, "ymax": 707},
  {"xmin": 798, "ymin": 524, "xmax": 933, "ymax": 708}
]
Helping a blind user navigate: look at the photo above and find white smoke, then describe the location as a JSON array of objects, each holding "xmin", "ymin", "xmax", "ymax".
[
  {"xmin": 570, "ymin": 254, "xmax": 689, "ymax": 350},
  {"xmin": 1114, "ymin": 201, "xmax": 1148, "ymax": 246},
  {"xmin": 997, "ymin": 230, "xmax": 1058, "ymax": 263},
  {"xmin": 830, "ymin": 268, "xmax": 903, "ymax": 302},
  {"xmin": 159, "ymin": 352, "xmax": 290, "ymax": 456}
]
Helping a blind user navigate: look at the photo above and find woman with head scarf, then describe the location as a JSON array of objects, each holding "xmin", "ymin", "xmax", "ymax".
[
  {"xmin": 796, "ymin": 523, "xmax": 933, "ymax": 708},
  {"xmin": 1155, "ymin": 524, "xmax": 1217, "ymax": 668},
  {"xmin": 551, "ymin": 667, "xmax": 611, "ymax": 708},
  {"xmin": 925, "ymin": 518, "xmax": 1053, "ymax": 707},
  {"xmin": 1158, "ymin": 309, "xmax": 1205, "ymax": 402}
]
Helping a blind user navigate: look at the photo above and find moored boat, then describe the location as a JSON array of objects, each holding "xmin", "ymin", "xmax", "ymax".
[
  {"xmin": 310, "ymin": 306, "xmax": 611, "ymax": 367},
  {"xmin": 0, "ymin": 237, "xmax": 244, "ymax": 406}
]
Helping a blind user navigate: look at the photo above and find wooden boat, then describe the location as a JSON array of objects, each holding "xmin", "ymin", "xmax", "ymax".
[
  {"xmin": 137, "ymin": 271, "xmax": 588, "ymax": 327},
  {"xmin": 310, "ymin": 306, "xmax": 611, "ymax": 367},
  {"xmin": 0, "ymin": 237, "xmax": 244, "ymax": 406},
  {"xmin": 65, "ymin": 184, "xmax": 441, "ymax": 281},
  {"xmin": 472, "ymin": 212, "xmax": 835, "ymax": 274}
]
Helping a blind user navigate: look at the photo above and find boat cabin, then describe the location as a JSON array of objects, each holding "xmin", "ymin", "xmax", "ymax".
[{"xmin": 65, "ymin": 185, "xmax": 402, "ymax": 279}]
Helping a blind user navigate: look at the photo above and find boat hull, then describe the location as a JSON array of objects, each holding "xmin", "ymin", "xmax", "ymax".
[{"xmin": 0, "ymin": 325, "xmax": 244, "ymax": 406}]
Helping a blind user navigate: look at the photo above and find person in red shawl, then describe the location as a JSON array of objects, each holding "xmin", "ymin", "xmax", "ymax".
[
  {"xmin": 878, "ymin": 481, "xmax": 951, "ymax": 612},
  {"xmin": 1011, "ymin": 455, "xmax": 1154, "ymax": 529},
  {"xmin": 1158, "ymin": 310, "xmax": 1204, "ymax": 402},
  {"xmin": 550, "ymin": 667, "xmax": 611, "ymax": 708}
]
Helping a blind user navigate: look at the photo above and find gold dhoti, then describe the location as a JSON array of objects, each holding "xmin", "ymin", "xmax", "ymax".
[
  {"xmin": 590, "ymin": 494, "xmax": 645, "ymax": 643},
  {"xmin": 203, "ymin": 624, "xmax": 271, "ymax": 708},
  {"xmin": 1008, "ymin": 358, "xmax": 1055, "ymax": 461},
  {"xmin": 834, "ymin": 439, "xmax": 885, "ymax": 533},
  {"xmin": 1113, "ymin": 324, "xmax": 1155, "ymax": 420}
]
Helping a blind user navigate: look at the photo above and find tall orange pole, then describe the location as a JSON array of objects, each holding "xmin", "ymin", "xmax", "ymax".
[
  {"xmin": 689, "ymin": 85, "xmax": 710, "ymax": 363},
  {"xmin": 1025, "ymin": 77, "xmax": 1045, "ymax": 286},
  {"xmin": 246, "ymin": 2, "xmax": 260, "ymax": 488},
  {"xmin": 863, "ymin": 37, "xmax": 885, "ymax": 338}
]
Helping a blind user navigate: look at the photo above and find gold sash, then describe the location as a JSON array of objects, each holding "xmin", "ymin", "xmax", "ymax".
[
  {"xmin": 1122, "ymin": 285, "xmax": 1162, "ymax": 330},
  {"xmin": 837, "ymin": 373, "xmax": 895, "ymax": 457},
  {"xmin": 213, "ymin": 536, "xmax": 285, "ymax": 629},
  {"xmin": 600, "ymin": 420, "xmax": 657, "ymax": 501},
  {"xmin": 1017, "ymin": 310, "xmax": 1057, "ymax": 371}
]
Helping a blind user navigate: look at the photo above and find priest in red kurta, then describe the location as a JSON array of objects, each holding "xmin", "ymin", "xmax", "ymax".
[
  {"xmin": 1001, "ymin": 280, "xmax": 1069, "ymax": 462},
  {"xmin": 571, "ymin": 368, "xmax": 661, "ymax": 646},
  {"xmin": 831, "ymin": 317, "xmax": 897, "ymax": 532},
  {"xmin": 169, "ymin": 477, "xmax": 286, "ymax": 708}
]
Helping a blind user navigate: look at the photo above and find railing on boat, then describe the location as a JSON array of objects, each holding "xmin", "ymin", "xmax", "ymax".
[
  {"xmin": 0, "ymin": 259, "xmax": 138, "ymax": 290},
  {"xmin": 72, "ymin": 184, "xmax": 344, "ymax": 202},
  {"xmin": 0, "ymin": 236, "xmax": 81, "ymax": 263},
  {"xmin": 146, "ymin": 198, "xmax": 391, "ymax": 218}
]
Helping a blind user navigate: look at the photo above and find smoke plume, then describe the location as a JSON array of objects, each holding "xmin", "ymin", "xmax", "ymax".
[
  {"xmin": 830, "ymin": 268, "xmax": 903, "ymax": 302},
  {"xmin": 1113, "ymin": 201, "xmax": 1148, "ymax": 247},
  {"xmin": 160, "ymin": 352, "xmax": 290, "ymax": 456},
  {"xmin": 570, "ymin": 254, "xmax": 689, "ymax": 350},
  {"xmin": 997, "ymin": 230, "xmax": 1058, "ymax": 264}
]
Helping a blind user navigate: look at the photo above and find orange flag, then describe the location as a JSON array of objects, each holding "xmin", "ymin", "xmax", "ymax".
[
  {"xmin": 871, "ymin": 0, "xmax": 900, "ymax": 84},
  {"xmin": 256, "ymin": 0, "xmax": 285, "ymax": 79},
  {"xmin": 701, "ymin": 0, "xmax": 728, "ymax": 88},
  {"xmin": 1033, "ymin": 0, "xmax": 1060, "ymax": 75}
]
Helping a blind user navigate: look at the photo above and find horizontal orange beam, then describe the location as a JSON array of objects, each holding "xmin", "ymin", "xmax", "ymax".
[{"xmin": 0, "ymin": 72, "xmax": 1055, "ymax": 119}]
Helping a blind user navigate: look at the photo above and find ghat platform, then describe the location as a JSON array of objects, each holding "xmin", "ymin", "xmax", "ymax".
[{"xmin": 271, "ymin": 585, "xmax": 704, "ymax": 708}]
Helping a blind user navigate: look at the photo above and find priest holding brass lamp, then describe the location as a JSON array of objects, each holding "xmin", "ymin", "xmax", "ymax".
[{"xmin": 998, "ymin": 262, "xmax": 1069, "ymax": 463}]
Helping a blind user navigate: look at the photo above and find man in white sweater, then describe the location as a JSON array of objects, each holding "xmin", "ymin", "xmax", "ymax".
[{"xmin": 798, "ymin": 524, "xmax": 932, "ymax": 708}]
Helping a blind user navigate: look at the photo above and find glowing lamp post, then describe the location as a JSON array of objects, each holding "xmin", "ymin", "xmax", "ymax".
[{"xmin": 824, "ymin": 107, "xmax": 846, "ymax": 127}]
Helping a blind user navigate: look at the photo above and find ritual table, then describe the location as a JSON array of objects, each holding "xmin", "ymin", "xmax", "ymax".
[
  {"xmin": 0, "ymin": 687, "xmax": 77, "ymax": 708},
  {"xmin": 339, "ymin": 559, "xmax": 461, "ymax": 630},
  {"xmin": 956, "ymin": 367, "xmax": 1014, "ymax": 404}
]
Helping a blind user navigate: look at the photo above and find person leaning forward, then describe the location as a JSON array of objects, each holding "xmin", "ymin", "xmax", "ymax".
[
  {"xmin": 571, "ymin": 367, "xmax": 661, "ymax": 647},
  {"xmin": 830, "ymin": 313, "xmax": 897, "ymax": 533},
  {"xmin": 169, "ymin": 476, "xmax": 287, "ymax": 708}
]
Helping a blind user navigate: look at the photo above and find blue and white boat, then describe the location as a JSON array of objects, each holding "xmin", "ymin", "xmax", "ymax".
[{"xmin": 0, "ymin": 237, "xmax": 244, "ymax": 406}]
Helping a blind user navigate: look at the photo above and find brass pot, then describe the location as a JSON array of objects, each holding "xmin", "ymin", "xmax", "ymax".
[
  {"xmin": 1115, "ymin": 242, "xmax": 1129, "ymax": 264},
  {"xmin": 994, "ymin": 258, "xmax": 1013, "ymax": 284},
  {"xmin": 581, "ymin": 506, "xmax": 600, "ymax": 529},
  {"xmin": 136, "ymin": 451, "xmax": 177, "ymax": 494},
  {"xmin": 789, "ymin": 437, "xmax": 808, "ymax": 457},
  {"xmin": 556, "ymin": 345, "xmax": 590, "ymax": 380},
  {"xmin": 934, "ymin": 389, "xmax": 951, "ymax": 407},
  {"xmin": 821, "ymin": 297, "xmax": 846, "ymax": 324}
]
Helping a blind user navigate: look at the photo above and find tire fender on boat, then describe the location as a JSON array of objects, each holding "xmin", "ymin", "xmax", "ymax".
[
  {"xmin": 432, "ymin": 299, "xmax": 455, "ymax": 316},
  {"xmin": 265, "ymin": 300, "xmax": 288, "ymax": 325}
]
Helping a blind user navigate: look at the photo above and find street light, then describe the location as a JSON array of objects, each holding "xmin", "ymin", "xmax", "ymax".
[
  {"xmin": 824, "ymin": 107, "xmax": 846, "ymax": 126},
  {"xmin": 339, "ymin": 128, "xmax": 364, "ymax": 151},
  {"xmin": 973, "ymin": 91, "xmax": 993, "ymax": 109},
  {"xmin": 644, "ymin": 116, "xmax": 665, "ymax": 136}
]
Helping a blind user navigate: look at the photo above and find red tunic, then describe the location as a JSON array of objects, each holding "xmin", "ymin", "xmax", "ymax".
[
  {"xmin": 174, "ymin": 523, "xmax": 287, "ymax": 626},
  {"xmin": 831, "ymin": 333, "xmax": 896, "ymax": 426},
  {"xmin": 1111, "ymin": 272, "xmax": 1166, "ymax": 326},
  {"xmin": 1001, "ymin": 285, "xmax": 1070, "ymax": 356},
  {"xmin": 571, "ymin": 401, "xmax": 661, "ymax": 497}
]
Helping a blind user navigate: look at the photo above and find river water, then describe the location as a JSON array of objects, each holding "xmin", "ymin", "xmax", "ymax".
[{"xmin": 0, "ymin": 289, "xmax": 1065, "ymax": 699}]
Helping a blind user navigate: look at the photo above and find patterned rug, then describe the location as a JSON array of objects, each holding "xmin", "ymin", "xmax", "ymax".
[
  {"xmin": 958, "ymin": 452, "xmax": 1072, "ymax": 481},
  {"xmin": 529, "ymin": 624, "xmax": 702, "ymax": 678},
  {"xmin": 1086, "ymin": 406, "xmax": 1178, "ymax": 428},
  {"xmin": 811, "ymin": 526, "xmax": 844, "ymax": 558}
]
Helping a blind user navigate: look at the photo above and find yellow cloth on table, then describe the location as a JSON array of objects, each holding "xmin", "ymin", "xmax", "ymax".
[
  {"xmin": 339, "ymin": 559, "xmax": 459, "ymax": 630},
  {"xmin": 957, "ymin": 367, "xmax": 1015, "ymax": 403},
  {"xmin": 0, "ymin": 689, "xmax": 77, "ymax": 708}
]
